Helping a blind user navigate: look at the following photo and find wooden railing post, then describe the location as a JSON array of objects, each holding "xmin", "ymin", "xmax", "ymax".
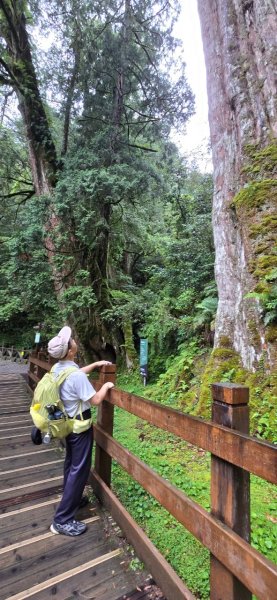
[
  {"xmin": 210, "ymin": 383, "xmax": 251, "ymax": 600},
  {"xmin": 94, "ymin": 364, "xmax": 116, "ymax": 487}
]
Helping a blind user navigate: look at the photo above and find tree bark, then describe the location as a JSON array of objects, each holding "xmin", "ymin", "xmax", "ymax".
[
  {"xmin": 197, "ymin": 0, "xmax": 277, "ymax": 370},
  {"xmin": 0, "ymin": 0, "xmax": 58, "ymax": 194}
]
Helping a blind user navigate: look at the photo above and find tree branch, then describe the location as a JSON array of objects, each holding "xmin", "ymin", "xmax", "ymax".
[
  {"xmin": 127, "ymin": 142, "xmax": 158, "ymax": 152},
  {"xmin": 0, "ymin": 189, "xmax": 35, "ymax": 200}
]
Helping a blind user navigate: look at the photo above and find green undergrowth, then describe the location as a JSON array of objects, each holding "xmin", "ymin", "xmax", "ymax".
[
  {"xmin": 91, "ymin": 374, "xmax": 277, "ymax": 599},
  {"xmin": 119, "ymin": 342, "xmax": 276, "ymax": 443}
]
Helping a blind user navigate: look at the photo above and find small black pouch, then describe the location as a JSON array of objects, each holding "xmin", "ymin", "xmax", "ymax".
[{"xmin": 31, "ymin": 426, "xmax": 42, "ymax": 445}]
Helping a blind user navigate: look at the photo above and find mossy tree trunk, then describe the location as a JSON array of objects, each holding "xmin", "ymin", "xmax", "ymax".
[
  {"xmin": 0, "ymin": 1, "xmax": 58, "ymax": 194},
  {"xmin": 197, "ymin": 0, "xmax": 277, "ymax": 370}
]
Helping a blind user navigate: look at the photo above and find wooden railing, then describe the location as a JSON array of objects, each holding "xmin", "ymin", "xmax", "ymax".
[
  {"xmin": 28, "ymin": 355, "xmax": 277, "ymax": 600},
  {"xmin": 0, "ymin": 345, "xmax": 31, "ymax": 362}
]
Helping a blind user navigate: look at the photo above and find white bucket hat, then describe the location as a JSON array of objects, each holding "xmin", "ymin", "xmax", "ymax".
[{"xmin": 48, "ymin": 326, "xmax": 72, "ymax": 359}]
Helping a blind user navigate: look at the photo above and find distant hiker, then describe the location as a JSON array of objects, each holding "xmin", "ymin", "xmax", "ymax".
[{"xmin": 47, "ymin": 326, "xmax": 114, "ymax": 537}]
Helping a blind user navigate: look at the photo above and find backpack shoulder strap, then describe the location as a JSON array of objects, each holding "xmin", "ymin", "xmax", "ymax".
[{"xmin": 50, "ymin": 366, "xmax": 79, "ymax": 387}]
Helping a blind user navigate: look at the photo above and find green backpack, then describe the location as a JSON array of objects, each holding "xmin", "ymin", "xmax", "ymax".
[{"xmin": 30, "ymin": 366, "xmax": 92, "ymax": 439}]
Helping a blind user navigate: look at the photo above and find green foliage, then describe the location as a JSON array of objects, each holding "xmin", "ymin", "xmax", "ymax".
[
  {"xmin": 146, "ymin": 340, "xmax": 204, "ymax": 404},
  {"xmin": 246, "ymin": 285, "xmax": 277, "ymax": 327},
  {"xmin": 193, "ymin": 295, "xmax": 218, "ymax": 329}
]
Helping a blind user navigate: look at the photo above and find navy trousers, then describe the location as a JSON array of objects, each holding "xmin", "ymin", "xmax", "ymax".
[{"xmin": 54, "ymin": 427, "xmax": 93, "ymax": 524}]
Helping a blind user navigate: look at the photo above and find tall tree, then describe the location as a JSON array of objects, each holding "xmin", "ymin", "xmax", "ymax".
[
  {"xmin": 197, "ymin": 0, "xmax": 277, "ymax": 371},
  {"xmin": 0, "ymin": 0, "xmax": 194, "ymax": 361}
]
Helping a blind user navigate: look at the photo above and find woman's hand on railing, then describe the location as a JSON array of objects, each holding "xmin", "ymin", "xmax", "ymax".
[
  {"xmin": 90, "ymin": 381, "xmax": 114, "ymax": 405},
  {"xmin": 80, "ymin": 360, "xmax": 112, "ymax": 374}
]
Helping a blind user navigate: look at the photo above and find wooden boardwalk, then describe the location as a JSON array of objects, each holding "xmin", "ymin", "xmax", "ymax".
[{"xmin": 0, "ymin": 371, "xmax": 162, "ymax": 600}]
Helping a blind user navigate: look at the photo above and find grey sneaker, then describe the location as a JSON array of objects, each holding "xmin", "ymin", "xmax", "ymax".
[{"xmin": 50, "ymin": 519, "xmax": 87, "ymax": 536}]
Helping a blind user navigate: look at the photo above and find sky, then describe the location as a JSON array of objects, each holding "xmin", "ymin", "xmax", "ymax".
[{"xmin": 173, "ymin": 0, "xmax": 212, "ymax": 171}]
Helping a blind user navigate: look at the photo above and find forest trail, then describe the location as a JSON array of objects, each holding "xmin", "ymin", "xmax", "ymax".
[
  {"xmin": 0, "ymin": 367, "xmax": 162, "ymax": 600},
  {"xmin": 0, "ymin": 359, "xmax": 28, "ymax": 375}
]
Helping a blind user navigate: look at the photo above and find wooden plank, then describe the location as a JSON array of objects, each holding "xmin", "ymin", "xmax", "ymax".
[
  {"xmin": 4, "ymin": 553, "xmax": 139, "ymax": 600},
  {"xmin": 0, "ymin": 503, "xmax": 96, "ymax": 549},
  {"xmin": 0, "ymin": 459, "xmax": 63, "ymax": 476},
  {"xmin": 0, "ymin": 401, "xmax": 30, "ymax": 406},
  {"xmin": 95, "ymin": 367, "xmax": 116, "ymax": 486},
  {"xmin": 109, "ymin": 388, "xmax": 277, "ymax": 484},
  {"xmin": 94, "ymin": 425, "xmax": 277, "ymax": 600},
  {"xmin": 4, "ymin": 550, "xmax": 121, "ymax": 600},
  {"xmin": 0, "ymin": 516, "xmax": 99, "ymax": 555},
  {"xmin": 90, "ymin": 470, "xmax": 196, "ymax": 600},
  {"xmin": 0, "ymin": 417, "xmax": 31, "ymax": 423},
  {"xmin": 28, "ymin": 371, "xmax": 40, "ymax": 384},
  {"xmin": 0, "ymin": 484, "xmax": 63, "ymax": 511},
  {"xmin": 0, "ymin": 425, "xmax": 31, "ymax": 432},
  {"xmin": 0, "ymin": 440, "xmax": 46, "ymax": 458},
  {"xmin": 0, "ymin": 496, "xmax": 61, "ymax": 519},
  {"xmin": 0, "ymin": 433, "xmax": 30, "ymax": 440},
  {"xmin": 210, "ymin": 384, "xmax": 251, "ymax": 600},
  {"xmin": 0, "ymin": 514, "xmax": 104, "ymax": 573},
  {"xmin": 0, "ymin": 462, "xmax": 63, "ymax": 489},
  {"xmin": 0, "ymin": 448, "xmax": 54, "ymax": 461},
  {"xmin": 0, "ymin": 408, "xmax": 29, "ymax": 415},
  {"xmin": 0, "ymin": 475, "xmax": 63, "ymax": 495},
  {"xmin": 28, "ymin": 357, "xmax": 51, "ymax": 371}
]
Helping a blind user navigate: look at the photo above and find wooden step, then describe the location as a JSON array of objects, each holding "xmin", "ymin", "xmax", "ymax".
[{"xmin": 0, "ymin": 498, "xmax": 96, "ymax": 548}]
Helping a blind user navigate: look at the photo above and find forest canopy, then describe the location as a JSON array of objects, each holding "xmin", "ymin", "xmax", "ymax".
[{"xmin": 0, "ymin": 0, "xmax": 215, "ymax": 372}]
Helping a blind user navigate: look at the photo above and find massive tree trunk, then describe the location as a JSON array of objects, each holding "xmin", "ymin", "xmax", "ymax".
[{"xmin": 197, "ymin": 0, "xmax": 277, "ymax": 371}]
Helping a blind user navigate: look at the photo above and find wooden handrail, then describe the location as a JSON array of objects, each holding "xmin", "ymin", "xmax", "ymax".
[
  {"xmin": 93, "ymin": 424, "xmax": 277, "ymax": 600},
  {"xmin": 106, "ymin": 387, "xmax": 276, "ymax": 484}
]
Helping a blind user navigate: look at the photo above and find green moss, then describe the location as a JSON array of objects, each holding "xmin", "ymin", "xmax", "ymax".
[
  {"xmin": 191, "ymin": 347, "xmax": 244, "ymax": 417},
  {"xmin": 183, "ymin": 349, "xmax": 277, "ymax": 442},
  {"xmin": 242, "ymin": 143, "xmax": 277, "ymax": 179},
  {"xmin": 254, "ymin": 241, "xmax": 272, "ymax": 255},
  {"xmin": 254, "ymin": 282, "xmax": 271, "ymax": 294},
  {"xmin": 253, "ymin": 255, "xmax": 277, "ymax": 278},
  {"xmin": 265, "ymin": 324, "xmax": 277, "ymax": 344},
  {"xmin": 233, "ymin": 179, "xmax": 277, "ymax": 210},
  {"xmin": 218, "ymin": 335, "xmax": 231, "ymax": 348},
  {"xmin": 248, "ymin": 319, "xmax": 262, "ymax": 347},
  {"xmin": 212, "ymin": 347, "xmax": 238, "ymax": 359},
  {"xmin": 233, "ymin": 145, "xmax": 277, "ymax": 343},
  {"xmin": 250, "ymin": 215, "xmax": 277, "ymax": 238}
]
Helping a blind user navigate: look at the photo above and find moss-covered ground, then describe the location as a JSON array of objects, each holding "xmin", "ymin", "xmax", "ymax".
[{"xmin": 91, "ymin": 373, "xmax": 277, "ymax": 600}]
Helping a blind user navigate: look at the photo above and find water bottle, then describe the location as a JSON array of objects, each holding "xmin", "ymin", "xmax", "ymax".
[{"xmin": 43, "ymin": 431, "xmax": 52, "ymax": 444}]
